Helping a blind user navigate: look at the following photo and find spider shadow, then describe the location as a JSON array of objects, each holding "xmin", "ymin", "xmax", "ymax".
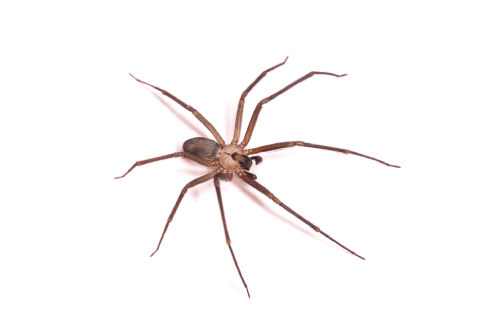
[
  {"xmin": 174, "ymin": 165, "xmax": 218, "ymax": 201},
  {"xmin": 145, "ymin": 87, "xmax": 207, "ymax": 138},
  {"xmin": 224, "ymin": 99, "xmax": 236, "ymax": 141},
  {"xmin": 226, "ymin": 275, "xmax": 244, "ymax": 298},
  {"xmin": 176, "ymin": 165, "xmax": 215, "ymax": 182}
]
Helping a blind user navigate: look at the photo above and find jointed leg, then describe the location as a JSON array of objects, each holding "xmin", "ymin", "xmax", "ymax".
[
  {"xmin": 245, "ymin": 141, "xmax": 400, "ymax": 168},
  {"xmin": 129, "ymin": 74, "xmax": 225, "ymax": 146},
  {"xmin": 240, "ymin": 71, "xmax": 347, "ymax": 147},
  {"xmin": 150, "ymin": 170, "xmax": 219, "ymax": 257},
  {"xmin": 214, "ymin": 175, "xmax": 251, "ymax": 298},
  {"xmin": 115, "ymin": 152, "xmax": 184, "ymax": 179},
  {"xmin": 114, "ymin": 152, "xmax": 219, "ymax": 179},
  {"xmin": 232, "ymin": 56, "xmax": 288, "ymax": 144},
  {"xmin": 238, "ymin": 172, "xmax": 365, "ymax": 260}
]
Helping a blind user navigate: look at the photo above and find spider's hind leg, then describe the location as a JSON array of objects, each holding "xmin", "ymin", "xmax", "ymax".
[
  {"xmin": 150, "ymin": 170, "xmax": 219, "ymax": 257},
  {"xmin": 129, "ymin": 73, "xmax": 225, "ymax": 145},
  {"xmin": 114, "ymin": 152, "xmax": 218, "ymax": 179},
  {"xmin": 114, "ymin": 152, "xmax": 184, "ymax": 179}
]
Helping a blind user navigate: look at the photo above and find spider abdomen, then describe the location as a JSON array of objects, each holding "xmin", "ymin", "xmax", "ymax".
[{"xmin": 183, "ymin": 137, "xmax": 220, "ymax": 159}]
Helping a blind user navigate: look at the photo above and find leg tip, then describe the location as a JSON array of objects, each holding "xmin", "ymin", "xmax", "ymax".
[{"xmin": 354, "ymin": 253, "xmax": 366, "ymax": 260}]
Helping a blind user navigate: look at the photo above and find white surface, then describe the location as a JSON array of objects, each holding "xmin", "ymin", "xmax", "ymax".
[{"xmin": 1, "ymin": 1, "xmax": 499, "ymax": 332}]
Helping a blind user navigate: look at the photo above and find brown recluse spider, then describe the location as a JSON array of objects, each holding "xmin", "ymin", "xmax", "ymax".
[{"xmin": 115, "ymin": 57, "xmax": 400, "ymax": 298}]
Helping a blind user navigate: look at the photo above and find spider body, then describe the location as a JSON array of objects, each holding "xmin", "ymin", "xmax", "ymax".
[
  {"xmin": 183, "ymin": 137, "xmax": 220, "ymax": 160},
  {"xmin": 116, "ymin": 57, "xmax": 400, "ymax": 298},
  {"xmin": 218, "ymin": 143, "xmax": 249, "ymax": 171},
  {"xmin": 183, "ymin": 137, "xmax": 257, "ymax": 173}
]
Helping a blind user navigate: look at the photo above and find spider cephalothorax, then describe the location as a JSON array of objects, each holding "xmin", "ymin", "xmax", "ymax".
[
  {"xmin": 116, "ymin": 57, "xmax": 400, "ymax": 298},
  {"xmin": 218, "ymin": 143, "xmax": 250, "ymax": 171}
]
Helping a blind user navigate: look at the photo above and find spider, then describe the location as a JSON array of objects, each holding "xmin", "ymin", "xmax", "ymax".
[{"xmin": 115, "ymin": 57, "xmax": 400, "ymax": 298}]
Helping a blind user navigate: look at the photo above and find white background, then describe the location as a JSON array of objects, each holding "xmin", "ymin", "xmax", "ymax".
[{"xmin": 1, "ymin": 1, "xmax": 499, "ymax": 332}]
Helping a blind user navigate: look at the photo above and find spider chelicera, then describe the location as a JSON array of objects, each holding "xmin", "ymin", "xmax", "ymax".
[{"xmin": 115, "ymin": 57, "xmax": 400, "ymax": 298}]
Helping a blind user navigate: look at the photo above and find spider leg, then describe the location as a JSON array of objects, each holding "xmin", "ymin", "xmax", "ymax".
[
  {"xmin": 114, "ymin": 152, "xmax": 219, "ymax": 179},
  {"xmin": 238, "ymin": 172, "xmax": 365, "ymax": 260},
  {"xmin": 214, "ymin": 175, "xmax": 251, "ymax": 298},
  {"xmin": 232, "ymin": 56, "xmax": 288, "ymax": 144},
  {"xmin": 246, "ymin": 141, "xmax": 400, "ymax": 168},
  {"xmin": 150, "ymin": 170, "xmax": 219, "ymax": 257},
  {"xmin": 129, "ymin": 73, "xmax": 225, "ymax": 146},
  {"xmin": 115, "ymin": 152, "xmax": 184, "ymax": 179},
  {"xmin": 240, "ymin": 71, "xmax": 346, "ymax": 147}
]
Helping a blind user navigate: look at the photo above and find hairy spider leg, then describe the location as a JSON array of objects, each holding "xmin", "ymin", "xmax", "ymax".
[
  {"xmin": 115, "ymin": 152, "xmax": 183, "ymax": 179},
  {"xmin": 240, "ymin": 71, "xmax": 347, "ymax": 148},
  {"xmin": 150, "ymin": 170, "xmax": 219, "ymax": 257},
  {"xmin": 246, "ymin": 141, "xmax": 401, "ymax": 168},
  {"xmin": 214, "ymin": 175, "xmax": 251, "ymax": 298},
  {"xmin": 114, "ymin": 152, "xmax": 218, "ymax": 179},
  {"xmin": 238, "ymin": 173, "xmax": 365, "ymax": 260},
  {"xmin": 232, "ymin": 56, "xmax": 289, "ymax": 144},
  {"xmin": 129, "ymin": 73, "xmax": 225, "ymax": 146}
]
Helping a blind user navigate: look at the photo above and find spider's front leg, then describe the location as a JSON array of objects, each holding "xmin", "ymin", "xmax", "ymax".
[
  {"xmin": 246, "ymin": 141, "xmax": 400, "ymax": 168},
  {"xmin": 238, "ymin": 172, "xmax": 365, "ymax": 260},
  {"xmin": 232, "ymin": 56, "xmax": 288, "ymax": 144},
  {"xmin": 240, "ymin": 71, "xmax": 346, "ymax": 147}
]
